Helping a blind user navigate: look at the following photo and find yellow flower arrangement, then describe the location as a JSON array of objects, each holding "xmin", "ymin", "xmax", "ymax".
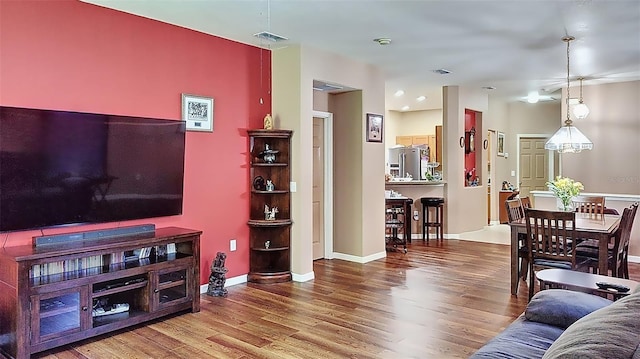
[{"xmin": 546, "ymin": 176, "xmax": 584, "ymax": 211}]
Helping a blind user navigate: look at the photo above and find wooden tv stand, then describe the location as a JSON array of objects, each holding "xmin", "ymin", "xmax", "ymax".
[{"xmin": 0, "ymin": 226, "xmax": 201, "ymax": 359}]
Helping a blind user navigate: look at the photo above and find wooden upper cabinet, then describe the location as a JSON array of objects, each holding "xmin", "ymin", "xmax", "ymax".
[
  {"xmin": 395, "ymin": 136, "xmax": 413, "ymax": 146},
  {"xmin": 395, "ymin": 135, "xmax": 429, "ymax": 146},
  {"xmin": 411, "ymin": 135, "xmax": 429, "ymax": 145}
]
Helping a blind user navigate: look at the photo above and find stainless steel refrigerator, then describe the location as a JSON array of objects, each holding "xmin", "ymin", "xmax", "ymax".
[{"xmin": 388, "ymin": 146, "xmax": 424, "ymax": 179}]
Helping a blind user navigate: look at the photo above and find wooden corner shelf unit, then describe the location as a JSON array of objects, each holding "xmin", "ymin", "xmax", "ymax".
[
  {"xmin": 0, "ymin": 226, "xmax": 201, "ymax": 359},
  {"xmin": 248, "ymin": 129, "xmax": 293, "ymax": 284}
]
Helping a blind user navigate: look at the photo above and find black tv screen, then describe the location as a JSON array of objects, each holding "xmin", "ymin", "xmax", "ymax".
[{"xmin": 0, "ymin": 106, "xmax": 186, "ymax": 232}]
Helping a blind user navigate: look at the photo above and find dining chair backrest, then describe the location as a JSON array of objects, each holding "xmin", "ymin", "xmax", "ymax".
[
  {"xmin": 612, "ymin": 203, "xmax": 639, "ymax": 277},
  {"xmin": 505, "ymin": 198, "xmax": 524, "ymax": 223},
  {"xmin": 520, "ymin": 196, "xmax": 531, "ymax": 210},
  {"xmin": 573, "ymin": 195, "xmax": 605, "ymax": 215},
  {"xmin": 524, "ymin": 208, "xmax": 577, "ymax": 267}
]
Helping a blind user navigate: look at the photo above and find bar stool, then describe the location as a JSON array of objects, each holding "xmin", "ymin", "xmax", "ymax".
[{"xmin": 421, "ymin": 197, "xmax": 445, "ymax": 241}]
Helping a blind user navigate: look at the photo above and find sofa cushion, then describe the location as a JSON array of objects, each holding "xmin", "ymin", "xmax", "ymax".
[
  {"xmin": 543, "ymin": 290, "xmax": 640, "ymax": 358},
  {"xmin": 524, "ymin": 289, "xmax": 612, "ymax": 329},
  {"xmin": 469, "ymin": 315, "xmax": 564, "ymax": 359}
]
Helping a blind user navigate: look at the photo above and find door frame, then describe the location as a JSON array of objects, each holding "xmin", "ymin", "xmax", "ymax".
[
  {"xmin": 312, "ymin": 110, "xmax": 334, "ymax": 259},
  {"xmin": 516, "ymin": 134, "xmax": 555, "ymax": 192}
]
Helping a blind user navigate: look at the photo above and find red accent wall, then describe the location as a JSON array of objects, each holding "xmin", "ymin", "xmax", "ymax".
[
  {"xmin": 0, "ymin": 0, "xmax": 271, "ymax": 282},
  {"xmin": 464, "ymin": 110, "xmax": 476, "ymax": 184}
]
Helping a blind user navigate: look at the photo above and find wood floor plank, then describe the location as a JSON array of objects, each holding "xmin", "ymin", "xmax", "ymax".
[{"xmin": 34, "ymin": 239, "xmax": 640, "ymax": 358}]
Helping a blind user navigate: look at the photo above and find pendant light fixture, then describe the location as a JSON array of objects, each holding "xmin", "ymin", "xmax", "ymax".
[
  {"xmin": 545, "ymin": 36, "xmax": 593, "ymax": 153},
  {"xmin": 572, "ymin": 77, "xmax": 590, "ymax": 119}
]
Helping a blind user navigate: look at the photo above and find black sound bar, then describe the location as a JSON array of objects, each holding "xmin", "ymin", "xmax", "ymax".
[{"xmin": 33, "ymin": 224, "xmax": 156, "ymax": 247}]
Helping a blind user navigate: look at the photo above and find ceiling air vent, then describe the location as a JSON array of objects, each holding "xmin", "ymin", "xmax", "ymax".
[
  {"xmin": 312, "ymin": 81, "xmax": 344, "ymax": 92},
  {"xmin": 432, "ymin": 69, "xmax": 451, "ymax": 75},
  {"xmin": 253, "ymin": 31, "xmax": 289, "ymax": 42}
]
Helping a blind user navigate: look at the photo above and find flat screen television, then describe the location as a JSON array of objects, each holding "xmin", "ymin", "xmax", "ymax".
[{"xmin": 0, "ymin": 106, "xmax": 186, "ymax": 232}]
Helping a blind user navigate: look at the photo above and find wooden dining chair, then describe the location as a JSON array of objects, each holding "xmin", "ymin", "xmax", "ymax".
[
  {"xmin": 524, "ymin": 208, "xmax": 586, "ymax": 300},
  {"xmin": 505, "ymin": 198, "xmax": 528, "ymax": 280},
  {"xmin": 576, "ymin": 202, "xmax": 638, "ymax": 278},
  {"xmin": 572, "ymin": 195, "xmax": 605, "ymax": 215}
]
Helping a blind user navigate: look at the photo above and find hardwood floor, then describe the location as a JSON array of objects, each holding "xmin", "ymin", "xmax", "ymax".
[{"xmin": 37, "ymin": 239, "xmax": 640, "ymax": 359}]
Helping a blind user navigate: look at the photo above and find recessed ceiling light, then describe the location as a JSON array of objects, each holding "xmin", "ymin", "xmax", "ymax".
[
  {"xmin": 432, "ymin": 69, "xmax": 451, "ymax": 75},
  {"xmin": 416, "ymin": 96, "xmax": 426, "ymax": 102},
  {"xmin": 394, "ymin": 90, "xmax": 405, "ymax": 97},
  {"xmin": 401, "ymin": 105, "xmax": 410, "ymax": 111}
]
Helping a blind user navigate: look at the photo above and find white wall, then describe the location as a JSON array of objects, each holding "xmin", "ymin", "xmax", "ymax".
[
  {"xmin": 272, "ymin": 44, "xmax": 386, "ymax": 278},
  {"xmin": 562, "ymin": 81, "xmax": 640, "ymax": 195},
  {"xmin": 443, "ymin": 86, "xmax": 490, "ymax": 234}
]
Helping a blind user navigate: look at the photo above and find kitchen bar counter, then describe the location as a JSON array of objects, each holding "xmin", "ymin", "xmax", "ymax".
[
  {"xmin": 385, "ymin": 180, "xmax": 446, "ymax": 186},
  {"xmin": 385, "ymin": 181, "xmax": 446, "ymax": 238}
]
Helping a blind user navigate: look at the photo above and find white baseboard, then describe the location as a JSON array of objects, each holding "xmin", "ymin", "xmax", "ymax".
[
  {"xmin": 332, "ymin": 250, "xmax": 386, "ymax": 263},
  {"xmin": 199, "ymin": 274, "xmax": 247, "ymax": 294},
  {"xmin": 292, "ymin": 271, "xmax": 315, "ymax": 282}
]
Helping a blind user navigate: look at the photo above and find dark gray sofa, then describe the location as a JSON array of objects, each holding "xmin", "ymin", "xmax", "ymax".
[{"xmin": 470, "ymin": 287, "xmax": 640, "ymax": 358}]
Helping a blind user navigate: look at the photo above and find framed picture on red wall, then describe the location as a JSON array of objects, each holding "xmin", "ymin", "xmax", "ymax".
[
  {"xmin": 182, "ymin": 93, "xmax": 214, "ymax": 132},
  {"xmin": 366, "ymin": 113, "xmax": 383, "ymax": 142}
]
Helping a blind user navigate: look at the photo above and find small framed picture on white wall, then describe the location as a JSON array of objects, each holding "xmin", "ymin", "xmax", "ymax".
[{"xmin": 497, "ymin": 131, "xmax": 505, "ymax": 157}]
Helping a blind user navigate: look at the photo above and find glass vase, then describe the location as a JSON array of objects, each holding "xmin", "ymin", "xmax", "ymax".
[{"xmin": 556, "ymin": 196, "xmax": 575, "ymax": 212}]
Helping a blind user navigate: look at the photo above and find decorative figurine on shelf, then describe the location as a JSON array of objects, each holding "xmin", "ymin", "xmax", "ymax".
[
  {"xmin": 261, "ymin": 144, "xmax": 277, "ymax": 163},
  {"xmin": 264, "ymin": 205, "xmax": 279, "ymax": 220},
  {"xmin": 263, "ymin": 113, "xmax": 273, "ymax": 130},
  {"xmin": 253, "ymin": 176, "xmax": 266, "ymax": 191},
  {"xmin": 266, "ymin": 179, "xmax": 275, "ymax": 191},
  {"xmin": 206, "ymin": 252, "xmax": 228, "ymax": 297},
  {"xmin": 265, "ymin": 240, "xmax": 270, "ymax": 249}
]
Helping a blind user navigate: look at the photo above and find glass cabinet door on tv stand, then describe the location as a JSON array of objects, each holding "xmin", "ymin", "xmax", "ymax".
[{"xmin": 247, "ymin": 129, "xmax": 293, "ymax": 284}]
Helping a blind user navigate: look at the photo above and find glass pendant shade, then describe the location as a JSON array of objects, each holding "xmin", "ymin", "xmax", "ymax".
[
  {"xmin": 545, "ymin": 36, "xmax": 593, "ymax": 153},
  {"xmin": 544, "ymin": 124, "xmax": 594, "ymax": 153},
  {"xmin": 572, "ymin": 101, "xmax": 590, "ymax": 119}
]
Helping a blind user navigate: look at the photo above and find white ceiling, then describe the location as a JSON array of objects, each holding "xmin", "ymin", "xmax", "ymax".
[{"xmin": 82, "ymin": 0, "xmax": 640, "ymax": 111}]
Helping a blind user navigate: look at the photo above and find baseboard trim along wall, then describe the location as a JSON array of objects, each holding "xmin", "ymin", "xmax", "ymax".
[
  {"xmin": 200, "ymin": 274, "xmax": 248, "ymax": 293},
  {"xmin": 332, "ymin": 251, "xmax": 387, "ymax": 263},
  {"xmin": 292, "ymin": 271, "xmax": 315, "ymax": 282}
]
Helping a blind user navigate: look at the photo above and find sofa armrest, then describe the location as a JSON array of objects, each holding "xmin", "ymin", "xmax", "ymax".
[{"xmin": 525, "ymin": 289, "xmax": 612, "ymax": 329}]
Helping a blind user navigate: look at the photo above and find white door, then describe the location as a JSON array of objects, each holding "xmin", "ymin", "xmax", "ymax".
[
  {"xmin": 519, "ymin": 137, "xmax": 549, "ymax": 198},
  {"xmin": 312, "ymin": 117, "xmax": 325, "ymax": 260}
]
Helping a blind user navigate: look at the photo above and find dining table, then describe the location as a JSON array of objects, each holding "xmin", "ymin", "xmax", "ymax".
[{"xmin": 509, "ymin": 212, "xmax": 621, "ymax": 295}]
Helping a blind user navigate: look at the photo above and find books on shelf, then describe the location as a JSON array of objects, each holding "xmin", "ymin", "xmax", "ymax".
[
  {"xmin": 30, "ymin": 244, "xmax": 178, "ymax": 278},
  {"xmin": 167, "ymin": 243, "xmax": 176, "ymax": 254}
]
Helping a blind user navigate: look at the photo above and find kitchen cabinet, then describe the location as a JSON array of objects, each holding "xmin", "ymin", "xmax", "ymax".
[{"xmin": 395, "ymin": 136, "xmax": 414, "ymax": 146}]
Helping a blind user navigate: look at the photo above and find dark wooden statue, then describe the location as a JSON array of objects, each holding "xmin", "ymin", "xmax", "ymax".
[{"xmin": 207, "ymin": 252, "xmax": 228, "ymax": 297}]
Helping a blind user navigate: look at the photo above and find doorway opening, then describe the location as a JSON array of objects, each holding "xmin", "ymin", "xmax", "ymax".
[{"xmin": 312, "ymin": 110, "xmax": 334, "ymax": 260}]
